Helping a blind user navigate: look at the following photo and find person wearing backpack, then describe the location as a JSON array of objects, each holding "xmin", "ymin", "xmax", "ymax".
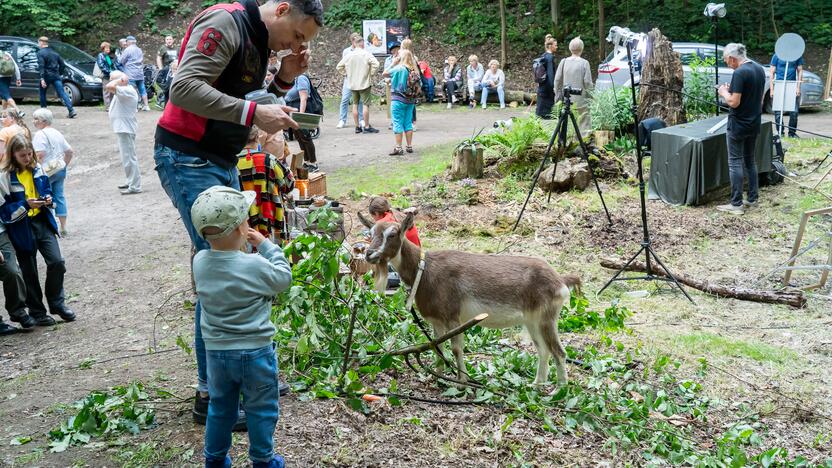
[
  {"xmin": 534, "ymin": 34, "xmax": 557, "ymax": 119},
  {"xmin": 285, "ymin": 73, "xmax": 320, "ymax": 171},
  {"xmin": 383, "ymin": 49, "xmax": 420, "ymax": 155},
  {"xmin": 0, "ymin": 51, "xmax": 22, "ymax": 112},
  {"xmin": 36, "ymin": 37, "xmax": 77, "ymax": 119}
]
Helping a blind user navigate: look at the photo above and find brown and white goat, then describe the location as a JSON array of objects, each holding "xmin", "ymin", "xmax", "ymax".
[{"xmin": 360, "ymin": 211, "xmax": 581, "ymax": 386}]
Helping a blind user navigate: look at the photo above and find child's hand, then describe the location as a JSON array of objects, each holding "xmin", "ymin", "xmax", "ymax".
[
  {"xmin": 246, "ymin": 228, "xmax": 266, "ymax": 247},
  {"xmin": 26, "ymin": 198, "xmax": 46, "ymax": 209}
]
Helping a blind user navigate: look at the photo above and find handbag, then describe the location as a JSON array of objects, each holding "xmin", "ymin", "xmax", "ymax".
[
  {"xmin": 40, "ymin": 130, "xmax": 67, "ymax": 177},
  {"xmin": 43, "ymin": 158, "xmax": 66, "ymax": 178}
]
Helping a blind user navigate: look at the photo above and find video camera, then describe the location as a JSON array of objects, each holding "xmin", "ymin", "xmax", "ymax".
[{"xmin": 563, "ymin": 86, "xmax": 582, "ymax": 97}]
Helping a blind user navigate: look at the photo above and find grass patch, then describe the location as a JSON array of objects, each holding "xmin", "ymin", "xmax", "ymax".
[
  {"xmin": 328, "ymin": 142, "xmax": 454, "ymax": 198},
  {"xmin": 115, "ymin": 442, "xmax": 191, "ymax": 468},
  {"xmin": 665, "ymin": 331, "xmax": 798, "ymax": 364}
]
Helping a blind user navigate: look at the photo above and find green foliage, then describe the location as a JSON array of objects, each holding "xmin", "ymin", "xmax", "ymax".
[
  {"xmin": 605, "ymin": 135, "xmax": 637, "ymax": 156},
  {"xmin": 683, "ymin": 55, "xmax": 718, "ymax": 121},
  {"xmin": 0, "ymin": 0, "xmax": 136, "ymax": 51},
  {"xmin": 146, "ymin": 0, "xmax": 181, "ymax": 19},
  {"xmin": 476, "ymin": 116, "xmax": 548, "ymax": 160},
  {"xmin": 589, "ymin": 87, "xmax": 634, "ymax": 132},
  {"xmin": 48, "ymin": 382, "xmax": 157, "ymax": 453},
  {"xmin": 325, "ymin": 0, "xmax": 434, "ymax": 34}
]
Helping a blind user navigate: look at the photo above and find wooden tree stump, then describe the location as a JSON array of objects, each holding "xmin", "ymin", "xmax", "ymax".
[
  {"xmin": 637, "ymin": 28, "xmax": 686, "ymax": 126},
  {"xmin": 451, "ymin": 146, "xmax": 484, "ymax": 179}
]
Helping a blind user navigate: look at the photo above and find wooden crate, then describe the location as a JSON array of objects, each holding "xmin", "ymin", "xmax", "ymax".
[{"xmin": 308, "ymin": 172, "xmax": 327, "ymax": 197}]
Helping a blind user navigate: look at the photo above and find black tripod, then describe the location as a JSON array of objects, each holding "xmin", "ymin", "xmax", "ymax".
[
  {"xmin": 598, "ymin": 41, "xmax": 694, "ymax": 302},
  {"xmin": 514, "ymin": 86, "xmax": 612, "ymax": 231}
]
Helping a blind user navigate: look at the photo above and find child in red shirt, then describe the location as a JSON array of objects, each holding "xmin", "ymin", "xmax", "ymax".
[{"xmin": 368, "ymin": 196, "xmax": 421, "ymax": 246}]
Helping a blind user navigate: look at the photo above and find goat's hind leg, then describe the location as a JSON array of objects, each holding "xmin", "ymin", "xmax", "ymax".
[
  {"xmin": 526, "ymin": 322, "xmax": 551, "ymax": 385},
  {"xmin": 541, "ymin": 303, "xmax": 567, "ymax": 386}
]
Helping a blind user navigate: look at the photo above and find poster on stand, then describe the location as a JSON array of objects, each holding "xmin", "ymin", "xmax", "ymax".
[{"xmin": 362, "ymin": 20, "xmax": 387, "ymax": 55}]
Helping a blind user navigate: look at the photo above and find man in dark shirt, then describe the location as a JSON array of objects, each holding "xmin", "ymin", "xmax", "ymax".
[
  {"xmin": 717, "ymin": 43, "xmax": 765, "ymax": 215},
  {"xmin": 36, "ymin": 37, "xmax": 76, "ymax": 118}
]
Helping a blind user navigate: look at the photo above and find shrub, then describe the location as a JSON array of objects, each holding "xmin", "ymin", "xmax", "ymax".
[
  {"xmin": 683, "ymin": 55, "xmax": 718, "ymax": 121},
  {"xmin": 589, "ymin": 87, "xmax": 634, "ymax": 132}
]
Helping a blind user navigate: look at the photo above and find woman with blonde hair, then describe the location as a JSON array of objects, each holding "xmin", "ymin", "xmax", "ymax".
[
  {"xmin": 0, "ymin": 108, "xmax": 30, "ymax": 160},
  {"xmin": 400, "ymin": 38, "xmax": 420, "ymax": 129},
  {"xmin": 383, "ymin": 49, "xmax": 420, "ymax": 155},
  {"xmin": 536, "ymin": 34, "xmax": 558, "ymax": 119},
  {"xmin": 554, "ymin": 36, "xmax": 594, "ymax": 133},
  {"xmin": 480, "ymin": 59, "xmax": 506, "ymax": 109},
  {"xmin": 0, "ymin": 134, "xmax": 75, "ymax": 325}
]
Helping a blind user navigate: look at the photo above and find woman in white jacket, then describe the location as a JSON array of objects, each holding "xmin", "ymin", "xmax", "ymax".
[{"xmin": 480, "ymin": 60, "xmax": 505, "ymax": 109}]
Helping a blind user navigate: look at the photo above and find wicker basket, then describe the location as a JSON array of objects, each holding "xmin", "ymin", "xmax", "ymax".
[{"xmin": 308, "ymin": 172, "xmax": 327, "ymax": 197}]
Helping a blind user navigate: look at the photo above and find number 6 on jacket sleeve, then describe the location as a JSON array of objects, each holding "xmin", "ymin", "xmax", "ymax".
[{"xmin": 197, "ymin": 28, "xmax": 223, "ymax": 56}]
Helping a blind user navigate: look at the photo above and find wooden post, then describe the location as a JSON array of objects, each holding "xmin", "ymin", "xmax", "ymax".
[
  {"xmin": 499, "ymin": 0, "xmax": 507, "ymax": 68},
  {"xmin": 397, "ymin": 0, "xmax": 407, "ymax": 16},
  {"xmin": 598, "ymin": 0, "xmax": 606, "ymax": 64},
  {"xmin": 824, "ymin": 47, "xmax": 832, "ymax": 100}
]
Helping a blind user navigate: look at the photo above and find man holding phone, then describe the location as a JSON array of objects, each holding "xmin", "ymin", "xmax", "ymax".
[
  {"xmin": 717, "ymin": 43, "xmax": 766, "ymax": 215},
  {"xmin": 153, "ymin": 0, "xmax": 323, "ymax": 430}
]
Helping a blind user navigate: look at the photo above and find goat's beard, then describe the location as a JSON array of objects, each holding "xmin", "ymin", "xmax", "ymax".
[{"xmin": 372, "ymin": 261, "xmax": 389, "ymax": 293}]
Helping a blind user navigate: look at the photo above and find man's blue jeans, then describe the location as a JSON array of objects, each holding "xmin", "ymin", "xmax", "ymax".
[
  {"xmin": 39, "ymin": 78, "xmax": 74, "ymax": 112},
  {"xmin": 339, "ymin": 78, "xmax": 362, "ymax": 122},
  {"xmin": 204, "ymin": 344, "xmax": 280, "ymax": 466},
  {"xmin": 727, "ymin": 133, "xmax": 759, "ymax": 207},
  {"xmin": 154, "ymin": 143, "xmax": 240, "ymax": 393}
]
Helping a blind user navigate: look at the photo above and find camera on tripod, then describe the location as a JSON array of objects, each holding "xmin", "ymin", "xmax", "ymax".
[{"xmin": 562, "ymin": 85, "xmax": 582, "ymax": 97}]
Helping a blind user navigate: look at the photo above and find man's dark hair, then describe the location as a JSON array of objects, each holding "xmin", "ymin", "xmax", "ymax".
[{"xmin": 272, "ymin": 0, "xmax": 324, "ymax": 27}]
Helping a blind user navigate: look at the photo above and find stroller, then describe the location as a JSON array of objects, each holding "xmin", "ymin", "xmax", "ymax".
[
  {"xmin": 142, "ymin": 64, "xmax": 158, "ymax": 102},
  {"xmin": 154, "ymin": 65, "xmax": 174, "ymax": 109}
]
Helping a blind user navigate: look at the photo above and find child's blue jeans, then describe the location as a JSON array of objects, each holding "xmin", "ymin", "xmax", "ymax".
[{"xmin": 204, "ymin": 344, "xmax": 281, "ymax": 466}]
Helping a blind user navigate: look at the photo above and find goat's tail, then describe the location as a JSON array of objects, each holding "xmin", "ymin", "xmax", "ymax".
[{"xmin": 561, "ymin": 274, "xmax": 582, "ymax": 296}]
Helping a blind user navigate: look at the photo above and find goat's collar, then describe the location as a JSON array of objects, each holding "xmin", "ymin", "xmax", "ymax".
[{"xmin": 405, "ymin": 251, "xmax": 426, "ymax": 310}]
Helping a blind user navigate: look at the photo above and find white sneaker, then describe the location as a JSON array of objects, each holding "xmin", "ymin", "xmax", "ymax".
[
  {"xmin": 142, "ymin": 105, "xmax": 150, "ymax": 112},
  {"xmin": 359, "ymin": 119, "xmax": 366, "ymax": 128},
  {"xmin": 716, "ymin": 203, "xmax": 745, "ymax": 215},
  {"xmin": 446, "ymin": 102, "xmax": 452, "ymax": 109},
  {"xmin": 742, "ymin": 200, "xmax": 758, "ymax": 208},
  {"xmin": 482, "ymin": 103, "xmax": 487, "ymax": 109},
  {"xmin": 336, "ymin": 120, "xmax": 345, "ymax": 129}
]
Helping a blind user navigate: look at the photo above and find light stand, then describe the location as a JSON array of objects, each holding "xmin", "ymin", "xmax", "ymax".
[
  {"xmin": 598, "ymin": 41, "xmax": 694, "ymax": 302},
  {"xmin": 704, "ymin": 3, "xmax": 727, "ymax": 115},
  {"xmin": 513, "ymin": 88, "xmax": 613, "ymax": 231}
]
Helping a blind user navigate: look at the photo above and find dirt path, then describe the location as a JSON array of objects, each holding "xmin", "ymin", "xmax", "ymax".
[{"xmin": 0, "ymin": 102, "xmax": 524, "ymax": 466}]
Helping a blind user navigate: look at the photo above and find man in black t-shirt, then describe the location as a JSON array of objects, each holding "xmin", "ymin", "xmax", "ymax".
[{"xmin": 717, "ymin": 43, "xmax": 766, "ymax": 215}]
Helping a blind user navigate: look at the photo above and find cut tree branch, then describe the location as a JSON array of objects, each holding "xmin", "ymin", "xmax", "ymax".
[
  {"xmin": 600, "ymin": 258, "xmax": 806, "ymax": 308},
  {"xmin": 389, "ymin": 313, "xmax": 489, "ymax": 356}
]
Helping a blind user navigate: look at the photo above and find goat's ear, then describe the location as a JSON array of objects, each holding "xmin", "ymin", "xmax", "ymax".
[
  {"xmin": 357, "ymin": 211, "xmax": 374, "ymax": 229},
  {"xmin": 399, "ymin": 211, "xmax": 415, "ymax": 239}
]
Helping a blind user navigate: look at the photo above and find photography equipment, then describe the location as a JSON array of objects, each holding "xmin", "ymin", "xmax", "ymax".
[
  {"xmin": 598, "ymin": 39, "xmax": 693, "ymax": 302},
  {"xmin": 703, "ymin": 2, "xmax": 726, "ymax": 115},
  {"xmin": 772, "ymin": 33, "xmax": 806, "ymax": 135},
  {"xmin": 513, "ymin": 86, "xmax": 613, "ymax": 231}
]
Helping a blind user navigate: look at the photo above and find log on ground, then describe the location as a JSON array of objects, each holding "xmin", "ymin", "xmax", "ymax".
[{"xmin": 600, "ymin": 258, "xmax": 806, "ymax": 308}]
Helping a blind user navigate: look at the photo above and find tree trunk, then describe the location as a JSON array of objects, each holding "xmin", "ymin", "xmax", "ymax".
[
  {"xmin": 551, "ymin": 0, "xmax": 559, "ymax": 26},
  {"xmin": 637, "ymin": 28, "xmax": 687, "ymax": 125},
  {"xmin": 598, "ymin": 0, "xmax": 606, "ymax": 63},
  {"xmin": 600, "ymin": 258, "xmax": 807, "ymax": 308},
  {"xmin": 499, "ymin": 0, "xmax": 508, "ymax": 68},
  {"xmin": 451, "ymin": 147, "xmax": 484, "ymax": 179},
  {"xmin": 397, "ymin": 0, "xmax": 407, "ymax": 17}
]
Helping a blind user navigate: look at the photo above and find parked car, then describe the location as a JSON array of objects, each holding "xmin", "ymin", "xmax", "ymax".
[
  {"xmin": 0, "ymin": 36, "xmax": 103, "ymax": 105},
  {"xmin": 596, "ymin": 40, "xmax": 825, "ymax": 112}
]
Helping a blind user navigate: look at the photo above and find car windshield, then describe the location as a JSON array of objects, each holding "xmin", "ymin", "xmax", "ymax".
[{"xmin": 50, "ymin": 41, "xmax": 95, "ymax": 64}]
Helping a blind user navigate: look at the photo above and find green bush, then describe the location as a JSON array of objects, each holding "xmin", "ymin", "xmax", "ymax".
[
  {"xmin": 683, "ymin": 55, "xmax": 717, "ymax": 121},
  {"xmin": 589, "ymin": 87, "xmax": 634, "ymax": 132}
]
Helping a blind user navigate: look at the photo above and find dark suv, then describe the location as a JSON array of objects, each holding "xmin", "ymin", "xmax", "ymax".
[{"xmin": 0, "ymin": 36, "xmax": 103, "ymax": 105}]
